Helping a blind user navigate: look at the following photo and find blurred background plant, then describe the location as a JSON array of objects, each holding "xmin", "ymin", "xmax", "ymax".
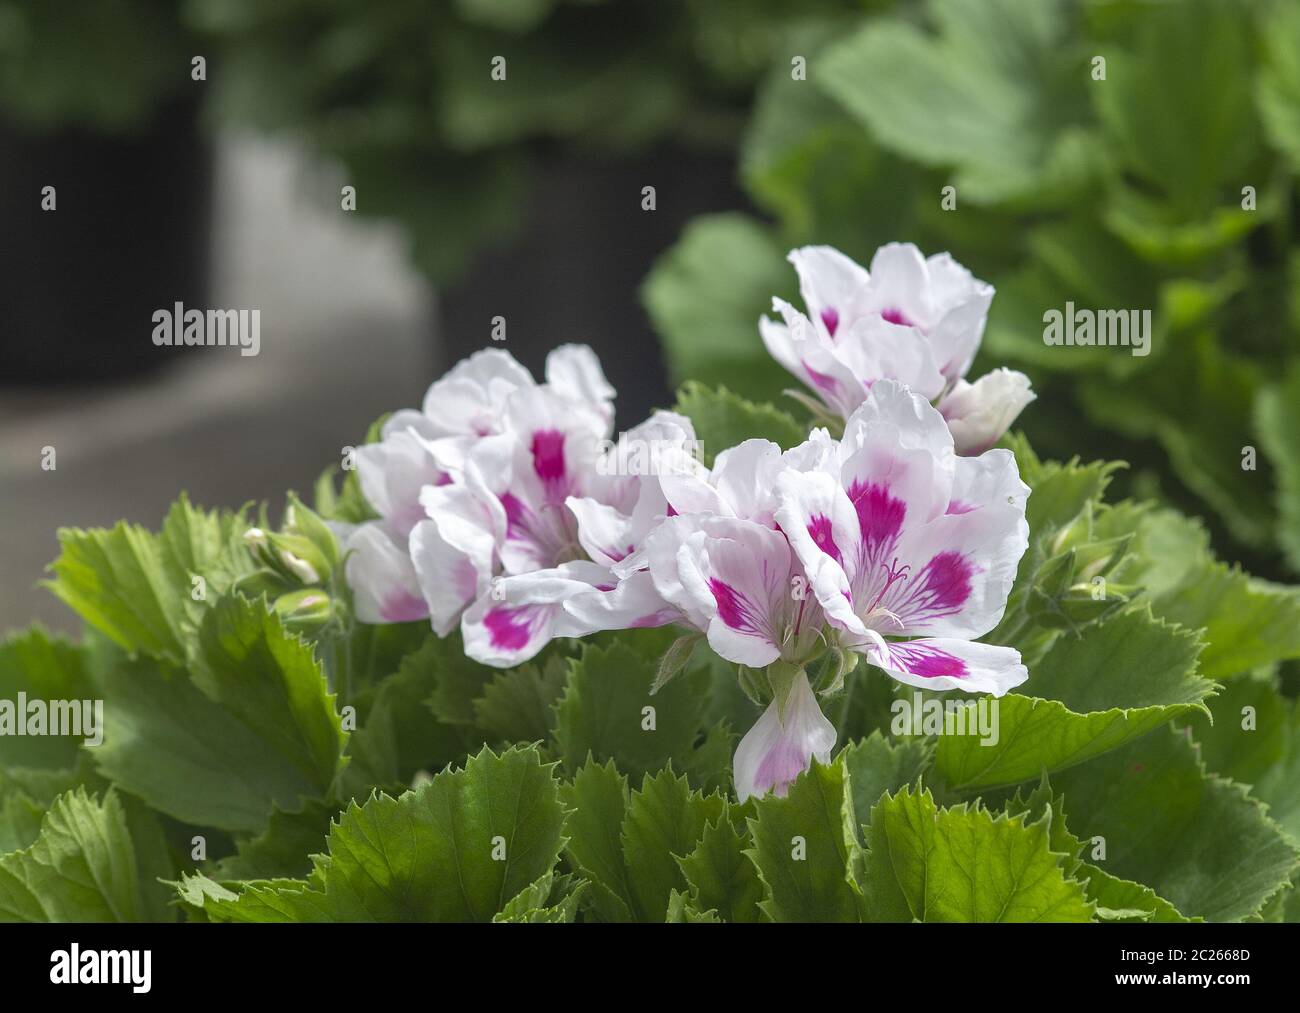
[
  {"xmin": 643, "ymin": 0, "xmax": 1300, "ymax": 583},
  {"xmin": 180, "ymin": 0, "xmax": 857, "ymax": 282},
  {"xmin": 177, "ymin": 0, "xmax": 872, "ymax": 419},
  {"xmin": 0, "ymin": 0, "xmax": 193, "ymax": 131},
  {"xmin": 3, "ymin": 0, "xmax": 1297, "ymax": 590}
]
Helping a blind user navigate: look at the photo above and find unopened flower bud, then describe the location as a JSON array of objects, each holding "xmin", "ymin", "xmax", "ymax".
[{"xmin": 273, "ymin": 588, "xmax": 333, "ymax": 634}]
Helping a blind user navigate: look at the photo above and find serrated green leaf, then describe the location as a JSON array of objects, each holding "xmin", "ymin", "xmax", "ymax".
[
  {"xmin": 338, "ymin": 636, "xmax": 467, "ymax": 801},
  {"xmin": 1003, "ymin": 777, "xmax": 1191, "ymax": 923},
  {"xmin": 839, "ymin": 731, "xmax": 934, "ymax": 838},
  {"xmin": 94, "ymin": 654, "xmax": 324, "ymax": 833},
  {"xmin": 493, "ymin": 871, "xmax": 587, "ymax": 923},
  {"xmin": 424, "ymin": 633, "xmax": 501, "ymax": 726},
  {"xmin": 209, "ymin": 798, "xmax": 338, "ymax": 881},
  {"xmin": 1151, "ymin": 565, "xmax": 1300, "ymax": 680},
  {"xmin": 553, "ymin": 633, "xmax": 708, "ymax": 782},
  {"xmin": 674, "ymin": 721, "xmax": 738, "ymax": 797},
  {"xmin": 186, "ymin": 744, "xmax": 566, "ymax": 922},
  {"xmin": 0, "ymin": 788, "xmax": 172, "ymax": 923},
  {"xmin": 0, "ymin": 792, "xmax": 45, "ymax": 855},
  {"xmin": 676, "ymin": 811, "xmax": 764, "ymax": 923},
  {"xmin": 45, "ymin": 495, "xmax": 252, "ymax": 666},
  {"xmin": 193, "ymin": 596, "xmax": 347, "ymax": 792},
  {"xmin": 93, "ymin": 598, "xmax": 347, "ymax": 833},
  {"xmin": 558, "ymin": 757, "xmax": 635, "ymax": 922},
  {"xmin": 745, "ymin": 756, "xmax": 863, "ymax": 922},
  {"xmin": 1054, "ymin": 725, "xmax": 1300, "ymax": 921},
  {"xmin": 472, "ymin": 655, "xmax": 566, "ymax": 744},
  {"xmin": 936, "ymin": 608, "xmax": 1211, "ymax": 791},
  {"xmin": 621, "ymin": 766, "xmax": 725, "ymax": 923},
  {"xmin": 665, "ymin": 887, "xmax": 721, "ymax": 923},
  {"xmin": 860, "ymin": 786, "xmax": 1093, "ymax": 922},
  {"xmin": 1183, "ymin": 671, "xmax": 1300, "ymax": 844}
]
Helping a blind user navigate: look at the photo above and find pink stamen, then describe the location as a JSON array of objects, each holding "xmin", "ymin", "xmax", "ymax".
[{"xmin": 867, "ymin": 557, "xmax": 910, "ymax": 614}]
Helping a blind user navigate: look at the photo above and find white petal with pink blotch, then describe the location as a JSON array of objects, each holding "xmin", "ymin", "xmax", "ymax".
[
  {"xmin": 354, "ymin": 429, "xmax": 447, "ymax": 539},
  {"xmin": 759, "ymin": 242, "xmax": 1029, "ymax": 453},
  {"xmin": 461, "ymin": 561, "xmax": 612, "ymax": 667},
  {"xmin": 775, "ymin": 381, "xmax": 1029, "ymax": 692},
  {"xmin": 733, "ymin": 669, "xmax": 837, "ymax": 802},
  {"xmin": 859, "ymin": 632, "xmax": 1027, "ymax": 696},
  {"xmin": 342, "ymin": 523, "xmax": 428, "ymax": 625}
]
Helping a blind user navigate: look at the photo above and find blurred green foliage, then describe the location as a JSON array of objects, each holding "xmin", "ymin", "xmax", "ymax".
[
  {"xmin": 646, "ymin": 0, "xmax": 1300, "ymax": 581},
  {"xmin": 176, "ymin": 0, "xmax": 866, "ymax": 280},
  {"xmin": 0, "ymin": 0, "xmax": 194, "ymax": 131}
]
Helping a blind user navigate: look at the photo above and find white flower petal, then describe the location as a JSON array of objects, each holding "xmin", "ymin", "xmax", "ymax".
[
  {"xmin": 938, "ymin": 368, "xmax": 1036, "ymax": 456},
  {"xmin": 734, "ymin": 670, "xmax": 837, "ymax": 801},
  {"xmin": 354, "ymin": 429, "xmax": 447, "ymax": 538},
  {"xmin": 545, "ymin": 343, "xmax": 616, "ymax": 428},
  {"xmin": 862, "ymin": 635, "xmax": 1027, "ymax": 696},
  {"xmin": 461, "ymin": 561, "xmax": 610, "ymax": 666},
  {"xmin": 409, "ymin": 496, "xmax": 496, "ymax": 637},
  {"xmin": 343, "ymin": 523, "xmax": 428, "ymax": 625}
]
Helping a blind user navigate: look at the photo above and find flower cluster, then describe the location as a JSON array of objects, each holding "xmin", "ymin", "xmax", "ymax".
[
  {"xmin": 761, "ymin": 243, "xmax": 1035, "ymax": 454},
  {"xmin": 343, "ymin": 243, "xmax": 1032, "ymax": 801}
]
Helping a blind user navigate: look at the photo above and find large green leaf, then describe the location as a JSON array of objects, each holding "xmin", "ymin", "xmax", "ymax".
[
  {"xmin": 559, "ymin": 757, "xmax": 727, "ymax": 923},
  {"xmin": 193, "ymin": 596, "xmax": 347, "ymax": 791},
  {"xmin": 1256, "ymin": 0, "xmax": 1300, "ymax": 170},
  {"xmin": 817, "ymin": 0, "xmax": 1095, "ymax": 206},
  {"xmin": 1003, "ymin": 778, "xmax": 1190, "ymax": 922},
  {"xmin": 181, "ymin": 744, "xmax": 566, "ymax": 922},
  {"xmin": 745, "ymin": 756, "xmax": 863, "ymax": 922},
  {"xmin": 1150, "ymin": 567, "xmax": 1300, "ymax": 681},
  {"xmin": 1256, "ymin": 364, "xmax": 1300, "ymax": 572},
  {"xmin": 859, "ymin": 785, "xmax": 1093, "ymax": 922},
  {"xmin": 0, "ymin": 627, "xmax": 97, "ymax": 771},
  {"xmin": 641, "ymin": 213, "xmax": 792, "ymax": 404},
  {"xmin": 1183, "ymin": 672, "xmax": 1300, "ymax": 844},
  {"xmin": 676, "ymin": 811, "xmax": 764, "ymax": 924},
  {"xmin": 93, "ymin": 597, "xmax": 347, "ymax": 833},
  {"xmin": 1093, "ymin": 0, "xmax": 1259, "ymax": 216},
  {"xmin": 838, "ymin": 732, "xmax": 933, "ymax": 838},
  {"xmin": 552, "ymin": 633, "xmax": 710, "ymax": 783},
  {"xmin": 45, "ymin": 495, "xmax": 251, "ymax": 666},
  {"xmin": 1054, "ymin": 725, "xmax": 1300, "ymax": 921},
  {"xmin": 1119, "ymin": 509, "xmax": 1300, "ymax": 678},
  {"xmin": 935, "ymin": 608, "xmax": 1211, "ymax": 791},
  {"xmin": 0, "ymin": 788, "xmax": 172, "ymax": 923}
]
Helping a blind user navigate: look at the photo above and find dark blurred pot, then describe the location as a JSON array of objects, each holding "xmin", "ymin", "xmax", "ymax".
[
  {"xmin": 0, "ymin": 95, "xmax": 212, "ymax": 384},
  {"xmin": 438, "ymin": 144, "xmax": 749, "ymax": 425}
]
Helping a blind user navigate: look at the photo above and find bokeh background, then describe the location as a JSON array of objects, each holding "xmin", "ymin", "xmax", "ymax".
[{"xmin": 3, "ymin": 0, "xmax": 1298, "ymax": 633}]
